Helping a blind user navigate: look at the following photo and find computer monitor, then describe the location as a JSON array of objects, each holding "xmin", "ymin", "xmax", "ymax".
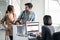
[
  {"xmin": 17, "ymin": 25, "xmax": 27, "ymax": 36},
  {"xmin": 26, "ymin": 22, "xmax": 39, "ymax": 33}
]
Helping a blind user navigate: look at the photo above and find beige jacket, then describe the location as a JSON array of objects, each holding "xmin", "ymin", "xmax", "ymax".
[{"xmin": 1, "ymin": 13, "xmax": 16, "ymax": 36}]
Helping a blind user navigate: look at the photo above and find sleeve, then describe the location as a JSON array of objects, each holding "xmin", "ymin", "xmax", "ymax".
[
  {"xmin": 1, "ymin": 15, "xmax": 6, "ymax": 24},
  {"xmin": 1, "ymin": 15, "xmax": 6, "ymax": 28},
  {"xmin": 30, "ymin": 12, "xmax": 35, "ymax": 21},
  {"xmin": 18, "ymin": 11, "xmax": 24, "ymax": 20}
]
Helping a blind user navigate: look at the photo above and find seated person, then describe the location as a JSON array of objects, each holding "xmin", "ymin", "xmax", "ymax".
[
  {"xmin": 36, "ymin": 15, "xmax": 55, "ymax": 40},
  {"xmin": 42, "ymin": 15, "xmax": 55, "ymax": 40}
]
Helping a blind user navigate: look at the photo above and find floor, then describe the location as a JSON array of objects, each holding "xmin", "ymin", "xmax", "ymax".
[{"xmin": 0, "ymin": 30, "xmax": 6, "ymax": 40}]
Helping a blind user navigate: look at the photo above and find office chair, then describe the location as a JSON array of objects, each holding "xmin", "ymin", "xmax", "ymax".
[{"xmin": 53, "ymin": 32, "xmax": 60, "ymax": 40}]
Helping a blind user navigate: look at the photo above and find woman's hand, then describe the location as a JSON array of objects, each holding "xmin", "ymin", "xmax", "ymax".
[{"xmin": 36, "ymin": 32, "xmax": 41, "ymax": 37}]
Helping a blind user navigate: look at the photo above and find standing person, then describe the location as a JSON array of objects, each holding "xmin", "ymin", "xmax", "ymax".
[
  {"xmin": 42, "ymin": 15, "xmax": 55, "ymax": 40},
  {"xmin": 1, "ymin": 5, "xmax": 16, "ymax": 40},
  {"xmin": 18, "ymin": 3, "xmax": 35, "ymax": 24}
]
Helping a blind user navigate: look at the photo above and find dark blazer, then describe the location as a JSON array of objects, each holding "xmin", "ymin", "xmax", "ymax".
[{"xmin": 42, "ymin": 25, "xmax": 54, "ymax": 40}]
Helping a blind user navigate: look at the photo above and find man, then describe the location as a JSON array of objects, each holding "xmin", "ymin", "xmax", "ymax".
[{"xmin": 18, "ymin": 3, "xmax": 35, "ymax": 24}]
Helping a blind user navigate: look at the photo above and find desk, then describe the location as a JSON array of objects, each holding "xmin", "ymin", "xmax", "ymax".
[{"xmin": 13, "ymin": 25, "xmax": 28, "ymax": 40}]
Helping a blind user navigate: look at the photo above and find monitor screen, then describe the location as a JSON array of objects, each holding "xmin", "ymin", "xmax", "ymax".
[
  {"xmin": 26, "ymin": 22, "xmax": 39, "ymax": 32},
  {"xmin": 27, "ymin": 25, "xmax": 39, "ymax": 32},
  {"xmin": 17, "ymin": 25, "xmax": 27, "ymax": 35}
]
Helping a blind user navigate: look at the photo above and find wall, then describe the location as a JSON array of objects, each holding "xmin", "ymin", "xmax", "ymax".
[
  {"xmin": 45, "ymin": 0, "xmax": 60, "ymax": 32},
  {"xmin": 45, "ymin": 0, "xmax": 60, "ymax": 24}
]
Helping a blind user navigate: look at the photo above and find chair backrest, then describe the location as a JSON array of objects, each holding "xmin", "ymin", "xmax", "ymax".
[{"xmin": 53, "ymin": 32, "xmax": 60, "ymax": 40}]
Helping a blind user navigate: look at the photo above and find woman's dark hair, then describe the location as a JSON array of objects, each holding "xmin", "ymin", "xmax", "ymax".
[
  {"xmin": 25, "ymin": 3, "xmax": 33, "ymax": 8},
  {"xmin": 43, "ymin": 15, "xmax": 52, "ymax": 25},
  {"xmin": 6, "ymin": 5, "xmax": 14, "ymax": 13}
]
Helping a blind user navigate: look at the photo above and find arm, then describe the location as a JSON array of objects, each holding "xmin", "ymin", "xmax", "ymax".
[
  {"xmin": 18, "ymin": 11, "xmax": 24, "ymax": 20},
  {"xmin": 32, "ymin": 13, "xmax": 35, "ymax": 21},
  {"xmin": 8, "ymin": 13, "xmax": 16, "ymax": 24},
  {"xmin": 29, "ymin": 12, "xmax": 35, "ymax": 21},
  {"xmin": 42, "ymin": 26, "xmax": 46, "ymax": 40},
  {"xmin": 1, "ymin": 15, "xmax": 6, "ymax": 28},
  {"xmin": 17, "ymin": 11, "xmax": 24, "ymax": 23}
]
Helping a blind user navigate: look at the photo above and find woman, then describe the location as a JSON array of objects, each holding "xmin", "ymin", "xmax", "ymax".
[
  {"xmin": 1, "ymin": 5, "xmax": 16, "ymax": 40},
  {"xmin": 42, "ymin": 15, "xmax": 55, "ymax": 40}
]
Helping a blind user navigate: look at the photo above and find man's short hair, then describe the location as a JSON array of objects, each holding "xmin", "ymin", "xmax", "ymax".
[{"xmin": 25, "ymin": 3, "xmax": 33, "ymax": 8}]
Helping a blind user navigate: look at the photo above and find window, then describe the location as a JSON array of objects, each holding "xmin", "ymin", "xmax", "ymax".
[
  {"xmin": 0, "ymin": 0, "xmax": 8, "ymax": 20},
  {"xmin": 45, "ymin": 0, "xmax": 60, "ymax": 24}
]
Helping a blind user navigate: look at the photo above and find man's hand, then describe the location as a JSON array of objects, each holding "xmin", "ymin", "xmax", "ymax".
[
  {"xmin": 19, "ymin": 20, "xmax": 22, "ymax": 24},
  {"xmin": 26, "ymin": 21, "xmax": 30, "ymax": 24}
]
